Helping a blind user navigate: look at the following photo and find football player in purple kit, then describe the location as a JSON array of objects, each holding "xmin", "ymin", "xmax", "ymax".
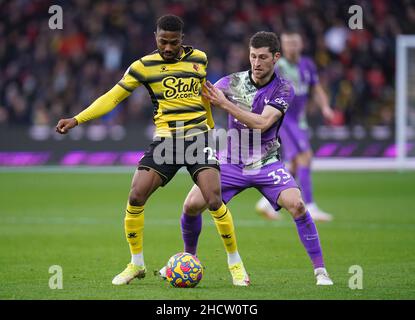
[
  {"xmin": 161, "ymin": 31, "xmax": 333, "ymax": 286},
  {"xmin": 256, "ymin": 30, "xmax": 335, "ymax": 222}
]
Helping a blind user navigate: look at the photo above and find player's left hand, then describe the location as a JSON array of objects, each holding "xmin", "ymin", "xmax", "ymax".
[{"xmin": 202, "ymin": 81, "xmax": 228, "ymax": 108}]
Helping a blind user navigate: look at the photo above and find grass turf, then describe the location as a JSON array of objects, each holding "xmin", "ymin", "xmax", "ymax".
[{"xmin": 0, "ymin": 170, "xmax": 414, "ymax": 300}]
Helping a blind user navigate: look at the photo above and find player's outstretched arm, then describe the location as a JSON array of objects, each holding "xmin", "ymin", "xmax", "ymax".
[
  {"xmin": 203, "ymin": 81, "xmax": 282, "ymax": 132},
  {"xmin": 55, "ymin": 84, "xmax": 131, "ymax": 135},
  {"xmin": 312, "ymin": 83, "xmax": 334, "ymax": 122}
]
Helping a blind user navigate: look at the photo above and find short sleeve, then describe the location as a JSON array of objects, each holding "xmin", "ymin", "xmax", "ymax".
[
  {"xmin": 308, "ymin": 58, "xmax": 319, "ymax": 86},
  {"xmin": 266, "ymin": 80, "xmax": 294, "ymax": 114},
  {"xmin": 202, "ymin": 52, "xmax": 208, "ymax": 70},
  {"xmin": 214, "ymin": 75, "xmax": 231, "ymax": 92}
]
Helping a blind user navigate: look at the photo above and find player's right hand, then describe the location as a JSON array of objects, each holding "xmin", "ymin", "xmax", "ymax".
[
  {"xmin": 322, "ymin": 106, "xmax": 335, "ymax": 123},
  {"xmin": 56, "ymin": 118, "xmax": 78, "ymax": 134},
  {"xmin": 203, "ymin": 81, "xmax": 228, "ymax": 108}
]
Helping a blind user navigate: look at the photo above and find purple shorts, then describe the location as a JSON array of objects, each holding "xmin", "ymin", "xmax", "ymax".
[
  {"xmin": 220, "ymin": 161, "xmax": 299, "ymax": 211},
  {"xmin": 279, "ymin": 120, "xmax": 311, "ymax": 162}
]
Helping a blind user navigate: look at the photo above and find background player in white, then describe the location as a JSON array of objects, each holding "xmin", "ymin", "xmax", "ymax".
[{"xmin": 256, "ymin": 30, "xmax": 335, "ymax": 222}]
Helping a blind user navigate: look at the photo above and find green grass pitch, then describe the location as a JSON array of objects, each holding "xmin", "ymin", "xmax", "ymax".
[{"xmin": 0, "ymin": 170, "xmax": 414, "ymax": 300}]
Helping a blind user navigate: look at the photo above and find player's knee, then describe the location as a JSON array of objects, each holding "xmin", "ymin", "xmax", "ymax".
[
  {"xmin": 183, "ymin": 198, "xmax": 201, "ymax": 216},
  {"xmin": 205, "ymin": 195, "xmax": 222, "ymax": 212},
  {"xmin": 128, "ymin": 189, "xmax": 147, "ymax": 207},
  {"xmin": 289, "ymin": 199, "xmax": 306, "ymax": 219},
  {"xmin": 297, "ymin": 151, "xmax": 312, "ymax": 166}
]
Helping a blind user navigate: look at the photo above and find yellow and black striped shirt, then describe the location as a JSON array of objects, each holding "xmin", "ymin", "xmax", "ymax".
[{"xmin": 118, "ymin": 46, "xmax": 214, "ymax": 137}]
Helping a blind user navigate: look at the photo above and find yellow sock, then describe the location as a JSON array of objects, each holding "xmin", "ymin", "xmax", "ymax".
[
  {"xmin": 124, "ymin": 203, "xmax": 144, "ymax": 255},
  {"xmin": 209, "ymin": 203, "xmax": 238, "ymax": 253}
]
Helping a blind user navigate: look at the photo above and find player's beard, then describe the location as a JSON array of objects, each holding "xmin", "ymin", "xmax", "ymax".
[
  {"xmin": 253, "ymin": 68, "xmax": 273, "ymax": 80},
  {"xmin": 159, "ymin": 50, "xmax": 180, "ymax": 62}
]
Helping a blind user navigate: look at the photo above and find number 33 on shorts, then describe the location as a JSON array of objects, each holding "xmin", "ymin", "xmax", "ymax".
[{"xmin": 268, "ymin": 168, "xmax": 292, "ymax": 185}]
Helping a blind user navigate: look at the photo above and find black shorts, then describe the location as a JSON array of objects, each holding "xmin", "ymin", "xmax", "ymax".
[{"xmin": 137, "ymin": 130, "xmax": 220, "ymax": 186}]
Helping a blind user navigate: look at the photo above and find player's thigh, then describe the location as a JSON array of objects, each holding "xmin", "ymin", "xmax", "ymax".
[
  {"xmin": 185, "ymin": 130, "xmax": 222, "ymax": 208},
  {"xmin": 186, "ymin": 130, "xmax": 220, "ymax": 184},
  {"xmin": 219, "ymin": 164, "xmax": 248, "ymax": 204},
  {"xmin": 183, "ymin": 184, "xmax": 208, "ymax": 215},
  {"xmin": 194, "ymin": 168, "xmax": 222, "ymax": 209},
  {"xmin": 255, "ymin": 161, "xmax": 298, "ymax": 211},
  {"xmin": 128, "ymin": 168, "xmax": 163, "ymax": 205},
  {"xmin": 192, "ymin": 164, "xmax": 246, "ymax": 207},
  {"xmin": 138, "ymin": 137, "xmax": 182, "ymax": 186}
]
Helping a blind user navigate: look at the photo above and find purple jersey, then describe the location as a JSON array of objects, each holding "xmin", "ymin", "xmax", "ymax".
[
  {"xmin": 215, "ymin": 70, "xmax": 294, "ymax": 168},
  {"xmin": 276, "ymin": 56, "xmax": 319, "ymax": 129}
]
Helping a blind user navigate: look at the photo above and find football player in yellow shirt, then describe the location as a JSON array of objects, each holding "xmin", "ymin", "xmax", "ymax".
[{"xmin": 56, "ymin": 15, "xmax": 247, "ymax": 286}]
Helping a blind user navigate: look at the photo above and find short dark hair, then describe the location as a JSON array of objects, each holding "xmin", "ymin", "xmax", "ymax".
[
  {"xmin": 156, "ymin": 15, "xmax": 184, "ymax": 32},
  {"xmin": 249, "ymin": 31, "xmax": 280, "ymax": 55}
]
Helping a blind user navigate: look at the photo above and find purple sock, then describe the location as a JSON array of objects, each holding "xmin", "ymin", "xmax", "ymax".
[
  {"xmin": 297, "ymin": 166, "xmax": 313, "ymax": 204},
  {"xmin": 294, "ymin": 211, "xmax": 324, "ymax": 269},
  {"xmin": 181, "ymin": 213, "xmax": 202, "ymax": 255}
]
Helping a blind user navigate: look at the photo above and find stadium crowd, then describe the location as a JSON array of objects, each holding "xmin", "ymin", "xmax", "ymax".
[{"xmin": 0, "ymin": 0, "xmax": 414, "ymax": 129}]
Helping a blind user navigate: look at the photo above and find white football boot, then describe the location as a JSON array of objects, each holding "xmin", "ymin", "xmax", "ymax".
[
  {"xmin": 307, "ymin": 203, "xmax": 333, "ymax": 222},
  {"xmin": 255, "ymin": 197, "xmax": 282, "ymax": 221},
  {"xmin": 314, "ymin": 267, "xmax": 334, "ymax": 286},
  {"xmin": 229, "ymin": 262, "xmax": 250, "ymax": 286},
  {"xmin": 158, "ymin": 265, "xmax": 167, "ymax": 279}
]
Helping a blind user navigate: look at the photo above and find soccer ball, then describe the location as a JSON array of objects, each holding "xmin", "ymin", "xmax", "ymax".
[{"xmin": 166, "ymin": 252, "xmax": 203, "ymax": 288}]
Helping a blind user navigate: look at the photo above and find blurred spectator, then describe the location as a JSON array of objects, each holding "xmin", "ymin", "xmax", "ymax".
[
  {"xmin": 0, "ymin": 0, "xmax": 413, "ymax": 130},
  {"xmin": 324, "ymin": 19, "xmax": 350, "ymax": 54}
]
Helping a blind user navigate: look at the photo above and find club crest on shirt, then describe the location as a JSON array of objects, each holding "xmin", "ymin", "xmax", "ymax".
[{"xmin": 193, "ymin": 63, "xmax": 199, "ymax": 72}]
